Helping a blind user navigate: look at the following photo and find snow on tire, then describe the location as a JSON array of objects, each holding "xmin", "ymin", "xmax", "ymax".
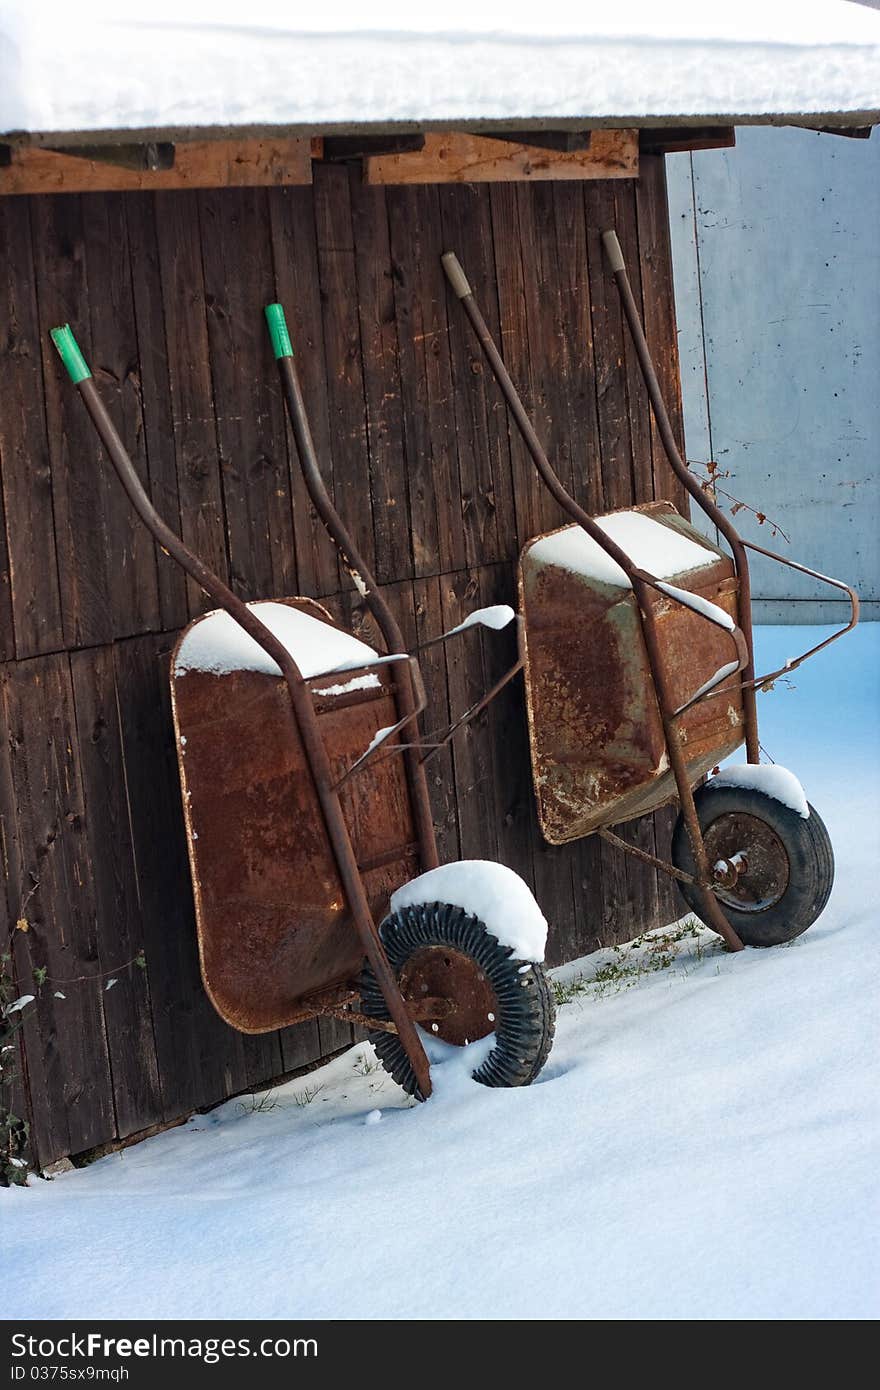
[
  {"xmin": 671, "ymin": 783, "xmax": 835, "ymax": 947},
  {"xmin": 360, "ymin": 901, "xmax": 556, "ymax": 1100}
]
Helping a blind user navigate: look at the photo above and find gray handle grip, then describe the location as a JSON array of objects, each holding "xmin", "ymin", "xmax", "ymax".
[
  {"xmin": 441, "ymin": 251, "xmax": 472, "ymax": 299},
  {"xmin": 601, "ymin": 229, "xmax": 626, "ymax": 274}
]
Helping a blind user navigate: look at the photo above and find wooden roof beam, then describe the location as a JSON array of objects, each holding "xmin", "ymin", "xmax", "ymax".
[
  {"xmin": 639, "ymin": 127, "xmax": 736, "ymax": 154},
  {"xmin": 3, "ymin": 110, "xmax": 878, "ymax": 150}
]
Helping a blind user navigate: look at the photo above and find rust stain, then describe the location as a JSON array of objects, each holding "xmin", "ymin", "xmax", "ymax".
[
  {"xmin": 170, "ymin": 598, "xmax": 416, "ymax": 1033},
  {"xmin": 519, "ymin": 503, "xmax": 744, "ymax": 845}
]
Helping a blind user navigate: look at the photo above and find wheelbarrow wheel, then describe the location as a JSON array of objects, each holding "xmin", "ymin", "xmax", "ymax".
[
  {"xmin": 359, "ymin": 901, "xmax": 556, "ymax": 1100},
  {"xmin": 671, "ymin": 783, "xmax": 835, "ymax": 947}
]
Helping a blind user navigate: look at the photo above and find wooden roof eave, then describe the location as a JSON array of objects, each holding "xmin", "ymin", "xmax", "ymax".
[{"xmin": 2, "ymin": 109, "xmax": 878, "ymax": 150}]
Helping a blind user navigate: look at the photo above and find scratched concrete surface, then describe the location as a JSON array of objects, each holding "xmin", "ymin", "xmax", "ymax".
[{"xmin": 667, "ymin": 126, "xmax": 879, "ymax": 622}]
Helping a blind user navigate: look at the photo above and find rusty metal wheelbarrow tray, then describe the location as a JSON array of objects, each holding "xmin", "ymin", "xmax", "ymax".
[
  {"xmin": 171, "ymin": 597, "xmax": 420, "ymax": 1033},
  {"xmin": 519, "ymin": 501, "xmax": 744, "ymax": 845}
]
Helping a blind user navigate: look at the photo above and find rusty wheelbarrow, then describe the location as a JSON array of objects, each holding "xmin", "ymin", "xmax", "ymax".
[
  {"xmin": 441, "ymin": 233, "xmax": 858, "ymax": 952},
  {"xmin": 49, "ymin": 319, "xmax": 556, "ymax": 1102}
]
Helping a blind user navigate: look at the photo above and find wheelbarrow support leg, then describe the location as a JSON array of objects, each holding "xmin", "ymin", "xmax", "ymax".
[{"xmin": 50, "ymin": 324, "xmax": 435, "ymax": 1098}]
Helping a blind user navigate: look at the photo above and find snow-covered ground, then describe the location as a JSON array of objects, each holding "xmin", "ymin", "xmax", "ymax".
[{"xmin": 3, "ymin": 624, "xmax": 877, "ymax": 1321}]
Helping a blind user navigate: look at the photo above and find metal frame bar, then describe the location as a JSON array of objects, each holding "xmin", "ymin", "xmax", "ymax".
[
  {"xmin": 597, "ymin": 828, "xmax": 696, "ymax": 887},
  {"xmin": 663, "ymin": 545, "xmax": 858, "ymax": 717},
  {"xmin": 329, "ymin": 621, "xmax": 524, "ymax": 787},
  {"xmin": 344, "ymin": 656, "xmax": 525, "ymax": 777},
  {"xmin": 329, "ymin": 659, "xmax": 427, "ymax": 791}
]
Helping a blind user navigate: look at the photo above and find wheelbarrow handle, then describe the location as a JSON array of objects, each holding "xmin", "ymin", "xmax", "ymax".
[
  {"xmin": 441, "ymin": 251, "xmax": 472, "ymax": 300},
  {"xmin": 600, "ymin": 226, "xmax": 761, "ymax": 761},
  {"xmin": 600, "ymin": 230, "xmax": 626, "ymax": 274},
  {"xmin": 263, "ymin": 300, "xmax": 409, "ymax": 660},
  {"xmin": 50, "ymin": 324, "xmax": 93, "ymax": 385},
  {"xmin": 48, "ymin": 324, "xmax": 307, "ymax": 684},
  {"xmin": 264, "ymin": 302, "xmax": 294, "ymax": 360},
  {"xmin": 264, "ymin": 298, "xmax": 442, "ymax": 882},
  {"xmin": 601, "ymin": 229, "xmax": 859, "ymax": 707}
]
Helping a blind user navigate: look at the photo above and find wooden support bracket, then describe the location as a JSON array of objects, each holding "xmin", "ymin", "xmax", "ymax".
[
  {"xmin": 364, "ymin": 129, "xmax": 638, "ymax": 184},
  {"xmin": 44, "ymin": 142, "xmax": 176, "ymax": 172},
  {"xmin": 0, "ymin": 138, "xmax": 314, "ymax": 195}
]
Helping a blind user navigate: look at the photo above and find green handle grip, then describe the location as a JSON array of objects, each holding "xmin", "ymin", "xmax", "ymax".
[
  {"xmin": 264, "ymin": 303, "xmax": 293, "ymax": 360},
  {"xmin": 50, "ymin": 324, "xmax": 92, "ymax": 384}
]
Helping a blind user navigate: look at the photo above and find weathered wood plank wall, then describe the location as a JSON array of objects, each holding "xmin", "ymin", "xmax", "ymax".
[{"xmin": 0, "ymin": 157, "xmax": 689, "ymax": 1168}]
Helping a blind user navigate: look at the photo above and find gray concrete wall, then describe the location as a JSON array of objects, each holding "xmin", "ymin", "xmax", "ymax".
[{"xmin": 667, "ymin": 127, "xmax": 879, "ymax": 622}]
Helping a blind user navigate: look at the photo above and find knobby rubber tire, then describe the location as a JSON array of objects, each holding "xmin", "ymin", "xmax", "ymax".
[
  {"xmin": 672, "ymin": 784, "xmax": 835, "ymax": 947},
  {"xmin": 360, "ymin": 901, "xmax": 556, "ymax": 1100}
]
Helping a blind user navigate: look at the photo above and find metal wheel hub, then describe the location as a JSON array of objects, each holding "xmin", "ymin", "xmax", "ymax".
[
  {"xmin": 705, "ymin": 812, "xmax": 790, "ymax": 913},
  {"xmin": 399, "ymin": 946, "xmax": 499, "ymax": 1047}
]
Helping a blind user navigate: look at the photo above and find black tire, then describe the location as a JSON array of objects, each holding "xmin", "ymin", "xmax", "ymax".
[
  {"xmin": 671, "ymin": 784, "xmax": 835, "ymax": 948},
  {"xmin": 803, "ymin": 803, "xmax": 835, "ymax": 922},
  {"xmin": 360, "ymin": 901, "xmax": 556, "ymax": 1100}
]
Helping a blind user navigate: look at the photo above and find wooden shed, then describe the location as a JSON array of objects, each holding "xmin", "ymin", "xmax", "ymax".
[{"xmin": 2, "ymin": 7, "xmax": 878, "ymax": 1175}]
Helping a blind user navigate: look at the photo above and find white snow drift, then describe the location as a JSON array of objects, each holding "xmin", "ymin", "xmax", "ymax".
[
  {"xmin": 1, "ymin": 2, "xmax": 878, "ymax": 136},
  {"xmin": 3, "ymin": 624, "xmax": 877, "ymax": 1321}
]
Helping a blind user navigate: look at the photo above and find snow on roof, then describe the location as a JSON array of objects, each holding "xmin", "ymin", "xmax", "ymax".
[{"xmin": 2, "ymin": 1, "xmax": 878, "ymax": 139}]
